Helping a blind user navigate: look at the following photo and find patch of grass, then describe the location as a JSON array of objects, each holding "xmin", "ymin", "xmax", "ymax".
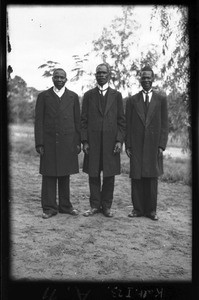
[
  {"xmin": 9, "ymin": 123, "xmax": 34, "ymax": 134},
  {"xmin": 9, "ymin": 123, "xmax": 35, "ymax": 155},
  {"xmin": 167, "ymin": 133, "xmax": 184, "ymax": 148},
  {"xmin": 161, "ymin": 157, "xmax": 191, "ymax": 185},
  {"xmin": 9, "ymin": 131, "xmax": 37, "ymax": 157}
]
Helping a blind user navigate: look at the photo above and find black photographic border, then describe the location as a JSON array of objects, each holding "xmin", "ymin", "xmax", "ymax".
[{"xmin": 1, "ymin": 0, "xmax": 199, "ymax": 299}]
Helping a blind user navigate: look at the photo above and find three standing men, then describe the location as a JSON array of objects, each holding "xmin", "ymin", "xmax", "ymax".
[
  {"xmin": 35, "ymin": 64, "xmax": 168, "ymax": 221},
  {"xmin": 35, "ymin": 68, "xmax": 81, "ymax": 219},
  {"xmin": 125, "ymin": 66, "xmax": 168, "ymax": 220},
  {"xmin": 81, "ymin": 63, "xmax": 126, "ymax": 217}
]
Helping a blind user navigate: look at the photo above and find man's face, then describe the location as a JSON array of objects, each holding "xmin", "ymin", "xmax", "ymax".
[
  {"xmin": 95, "ymin": 65, "xmax": 109, "ymax": 87},
  {"xmin": 52, "ymin": 69, "xmax": 67, "ymax": 90},
  {"xmin": 140, "ymin": 70, "xmax": 154, "ymax": 91}
]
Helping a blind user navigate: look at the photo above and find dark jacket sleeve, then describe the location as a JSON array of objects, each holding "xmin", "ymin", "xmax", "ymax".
[
  {"xmin": 34, "ymin": 92, "xmax": 45, "ymax": 148},
  {"xmin": 125, "ymin": 97, "xmax": 132, "ymax": 149},
  {"xmin": 116, "ymin": 92, "xmax": 126, "ymax": 143},
  {"xmin": 74, "ymin": 93, "xmax": 81, "ymax": 146},
  {"xmin": 159, "ymin": 96, "xmax": 169, "ymax": 150},
  {"xmin": 81, "ymin": 91, "xmax": 89, "ymax": 143}
]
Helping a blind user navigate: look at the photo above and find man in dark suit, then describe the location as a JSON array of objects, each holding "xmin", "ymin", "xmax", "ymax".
[
  {"xmin": 81, "ymin": 63, "xmax": 126, "ymax": 217},
  {"xmin": 125, "ymin": 65, "xmax": 168, "ymax": 221},
  {"xmin": 35, "ymin": 68, "xmax": 81, "ymax": 219}
]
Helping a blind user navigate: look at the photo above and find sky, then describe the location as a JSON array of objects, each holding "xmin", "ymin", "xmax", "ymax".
[{"xmin": 7, "ymin": 5, "xmax": 157, "ymax": 93}]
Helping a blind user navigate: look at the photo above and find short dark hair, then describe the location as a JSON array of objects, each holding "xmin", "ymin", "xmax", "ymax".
[
  {"xmin": 141, "ymin": 65, "xmax": 154, "ymax": 77},
  {"xmin": 53, "ymin": 68, "xmax": 67, "ymax": 77},
  {"xmin": 96, "ymin": 63, "xmax": 110, "ymax": 74}
]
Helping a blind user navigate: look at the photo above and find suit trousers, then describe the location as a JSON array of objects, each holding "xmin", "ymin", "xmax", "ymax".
[
  {"xmin": 41, "ymin": 175, "xmax": 73, "ymax": 214},
  {"xmin": 89, "ymin": 175, "xmax": 115, "ymax": 210},
  {"xmin": 131, "ymin": 177, "xmax": 158, "ymax": 215}
]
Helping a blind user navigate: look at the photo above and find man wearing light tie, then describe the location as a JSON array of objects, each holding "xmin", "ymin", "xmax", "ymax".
[
  {"xmin": 35, "ymin": 68, "xmax": 81, "ymax": 219},
  {"xmin": 81, "ymin": 63, "xmax": 126, "ymax": 217},
  {"xmin": 125, "ymin": 65, "xmax": 168, "ymax": 221}
]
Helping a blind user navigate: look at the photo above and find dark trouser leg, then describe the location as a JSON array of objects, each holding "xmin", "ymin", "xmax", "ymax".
[
  {"xmin": 58, "ymin": 175, "xmax": 73, "ymax": 212},
  {"xmin": 101, "ymin": 176, "xmax": 115, "ymax": 210},
  {"xmin": 89, "ymin": 175, "xmax": 101, "ymax": 209},
  {"xmin": 131, "ymin": 178, "xmax": 145, "ymax": 215},
  {"xmin": 143, "ymin": 177, "xmax": 158, "ymax": 215},
  {"xmin": 41, "ymin": 176, "xmax": 58, "ymax": 214}
]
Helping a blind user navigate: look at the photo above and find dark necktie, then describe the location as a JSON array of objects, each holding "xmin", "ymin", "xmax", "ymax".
[
  {"xmin": 99, "ymin": 88, "xmax": 108, "ymax": 95},
  {"xmin": 145, "ymin": 92, "xmax": 149, "ymax": 109}
]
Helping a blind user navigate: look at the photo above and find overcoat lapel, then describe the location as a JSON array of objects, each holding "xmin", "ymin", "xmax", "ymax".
[
  {"xmin": 48, "ymin": 87, "xmax": 73, "ymax": 112},
  {"xmin": 95, "ymin": 88, "xmax": 103, "ymax": 115},
  {"xmin": 93, "ymin": 87, "xmax": 115, "ymax": 116},
  {"xmin": 145, "ymin": 93, "xmax": 158, "ymax": 127},
  {"xmin": 134, "ymin": 92, "xmax": 146, "ymax": 125},
  {"xmin": 134, "ymin": 91, "xmax": 158, "ymax": 127},
  {"xmin": 104, "ymin": 88, "xmax": 115, "ymax": 116},
  {"xmin": 60, "ymin": 88, "xmax": 74, "ymax": 111},
  {"xmin": 48, "ymin": 88, "xmax": 60, "ymax": 111},
  {"xmin": 90, "ymin": 87, "xmax": 103, "ymax": 115}
]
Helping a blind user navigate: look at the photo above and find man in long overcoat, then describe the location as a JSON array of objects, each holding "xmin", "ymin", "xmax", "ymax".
[
  {"xmin": 81, "ymin": 63, "xmax": 126, "ymax": 217},
  {"xmin": 125, "ymin": 65, "xmax": 168, "ymax": 220},
  {"xmin": 35, "ymin": 68, "xmax": 81, "ymax": 219}
]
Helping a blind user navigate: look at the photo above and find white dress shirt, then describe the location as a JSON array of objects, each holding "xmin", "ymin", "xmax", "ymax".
[
  {"xmin": 97, "ymin": 82, "xmax": 109, "ymax": 96},
  {"xmin": 142, "ymin": 89, "xmax": 153, "ymax": 103},
  {"xmin": 53, "ymin": 86, "xmax": 66, "ymax": 98}
]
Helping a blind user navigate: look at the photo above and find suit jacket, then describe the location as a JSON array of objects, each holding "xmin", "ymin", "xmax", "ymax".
[
  {"xmin": 81, "ymin": 87, "xmax": 126, "ymax": 177},
  {"xmin": 34, "ymin": 87, "xmax": 81, "ymax": 176},
  {"xmin": 125, "ymin": 91, "xmax": 168, "ymax": 179}
]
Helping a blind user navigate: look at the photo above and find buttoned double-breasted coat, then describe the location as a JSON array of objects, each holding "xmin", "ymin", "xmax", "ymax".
[
  {"xmin": 34, "ymin": 87, "xmax": 81, "ymax": 176},
  {"xmin": 81, "ymin": 87, "xmax": 126, "ymax": 177},
  {"xmin": 125, "ymin": 91, "xmax": 168, "ymax": 179}
]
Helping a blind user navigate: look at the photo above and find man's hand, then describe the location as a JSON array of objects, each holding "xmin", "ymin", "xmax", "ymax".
[
  {"xmin": 83, "ymin": 142, "xmax": 89, "ymax": 155},
  {"xmin": 77, "ymin": 145, "xmax": 81, "ymax": 154},
  {"xmin": 126, "ymin": 148, "xmax": 132, "ymax": 158},
  {"xmin": 113, "ymin": 142, "xmax": 122, "ymax": 154},
  {"xmin": 36, "ymin": 145, "xmax": 44, "ymax": 156}
]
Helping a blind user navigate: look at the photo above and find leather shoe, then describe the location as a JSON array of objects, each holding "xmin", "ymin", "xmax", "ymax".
[
  {"xmin": 102, "ymin": 209, "xmax": 113, "ymax": 218},
  {"xmin": 83, "ymin": 208, "xmax": 100, "ymax": 217},
  {"xmin": 128, "ymin": 210, "xmax": 142, "ymax": 218},
  {"xmin": 67, "ymin": 208, "xmax": 79, "ymax": 216},
  {"xmin": 42, "ymin": 212, "xmax": 57, "ymax": 219},
  {"xmin": 146, "ymin": 213, "xmax": 158, "ymax": 221},
  {"xmin": 59, "ymin": 208, "xmax": 79, "ymax": 215}
]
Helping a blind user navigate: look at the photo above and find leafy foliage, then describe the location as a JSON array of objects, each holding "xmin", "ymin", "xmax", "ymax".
[
  {"xmin": 93, "ymin": 6, "xmax": 141, "ymax": 93},
  {"xmin": 38, "ymin": 60, "xmax": 60, "ymax": 77},
  {"xmin": 7, "ymin": 76, "xmax": 39, "ymax": 123},
  {"xmin": 150, "ymin": 5, "xmax": 190, "ymax": 150},
  {"xmin": 70, "ymin": 54, "xmax": 89, "ymax": 82}
]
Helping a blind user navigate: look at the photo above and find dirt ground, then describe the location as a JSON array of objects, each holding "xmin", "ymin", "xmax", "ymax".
[{"xmin": 9, "ymin": 150, "xmax": 192, "ymax": 282}]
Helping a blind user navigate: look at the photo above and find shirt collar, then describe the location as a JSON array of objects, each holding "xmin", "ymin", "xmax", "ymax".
[
  {"xmin": 97, "ymin": 82, "xmax": 109, "ymax": 91},
  {"xmin": 53, "ymin": 85, "xmax": 66, "ymax": 94},
  {"xmin": 142, "ymin": 88, "xmax": 153, "ymax": 94}
]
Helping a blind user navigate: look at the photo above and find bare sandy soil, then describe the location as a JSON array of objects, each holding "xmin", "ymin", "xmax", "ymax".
[{"xmin": 9, "ymin": 150, "xmax": 192, "ymax": 282}]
